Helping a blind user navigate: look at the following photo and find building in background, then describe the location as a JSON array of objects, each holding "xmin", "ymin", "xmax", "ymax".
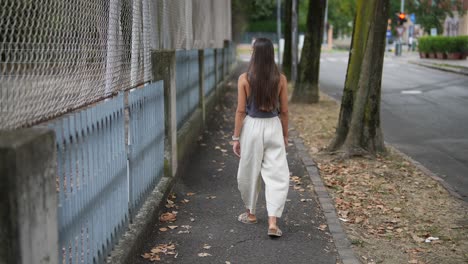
[{"xmin": 443, "ymin": 0, "xmax": 468, "ymax": 36}]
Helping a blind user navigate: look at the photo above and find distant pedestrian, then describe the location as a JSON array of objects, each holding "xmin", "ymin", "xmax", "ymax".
[
  {"xmin": 408, "ymin": 36, "xmax": 414, "ymax": 52},
  {"xmin": 232, "ymin": 38, "xmax": 289, "ymax": 237}
]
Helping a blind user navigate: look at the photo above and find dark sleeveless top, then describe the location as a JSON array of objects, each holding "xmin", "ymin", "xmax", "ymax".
[
  {"xmin": 246, "ymin": 95, "xmax": 279, "ymax": 118},
  {"xmin": 246, "ymin": 71, "xmax": 279, "ymax": 118}
]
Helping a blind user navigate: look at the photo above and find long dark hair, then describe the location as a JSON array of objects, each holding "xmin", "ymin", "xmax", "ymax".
[{"xmin": 247, "ymin": 38, "xmax": 280, "ymax": 112}]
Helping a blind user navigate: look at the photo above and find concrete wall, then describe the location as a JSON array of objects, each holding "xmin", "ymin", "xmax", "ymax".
[{"xmin": 0, "ymin": 129, "xmax": 58, "ymax": 264}]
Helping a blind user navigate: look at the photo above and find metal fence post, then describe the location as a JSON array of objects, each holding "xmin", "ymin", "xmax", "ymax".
[
  {"xmin": 152, "ymin": 51, "xmax": 178, "ymax": 178},
  {"xmin": 198, "ymin": 49, "xmax": 206, "ymax": 125},
  {"xmin": 0, "ymin": 128, "xmax": 59, "ymax": 264},
  {"xmin": 214, "ymin": 49, "xmax": 219, "ymax": 93}
]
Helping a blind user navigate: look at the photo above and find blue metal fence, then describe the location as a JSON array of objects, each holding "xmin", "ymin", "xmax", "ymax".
[
  {"xmin": 128, "ymin": 81, "xmax": 165, "ymax": 219},
  {"xmin": 176, "ymin": 50, "xmax": 200, "ymax": 129},
  {"xmin": 39, "ymin": 46, "xmax": 235, "ymax": 264},
  {"xmin": 49, "ymin": 94, "xmax": 128, "ymax": 264},
  {"xmin": 204, "ymin": 49, "xmax": 216, "ymax": 96},
  {"xmin": 216, "ymin": 48, "xmax": 224, "ymax": 84}
]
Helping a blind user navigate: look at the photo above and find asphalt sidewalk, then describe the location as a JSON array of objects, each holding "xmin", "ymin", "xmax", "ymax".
[{"xmin": 133, "ymin": 65, "xmax": 342, "ymax": 264}]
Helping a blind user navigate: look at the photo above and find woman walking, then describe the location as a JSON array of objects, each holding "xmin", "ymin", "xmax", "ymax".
[{"xmin": 232, "ymin": 38, "xmax": 289, "ymax": 237}]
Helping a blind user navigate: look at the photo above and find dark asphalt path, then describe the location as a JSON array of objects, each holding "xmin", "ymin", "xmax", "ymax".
[
  {"xmin": 134, "ymin": 66, "xmax": 339, "ymax": 264},
  {"xmin": 319, "ymin": 52, "xmax": 468, "ymax": 201}
]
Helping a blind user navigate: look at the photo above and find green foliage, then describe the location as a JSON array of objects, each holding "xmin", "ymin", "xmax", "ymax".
[
  {"xmin": 418, "ymin": 37, "xmax": 429, "ymax": 52},
  {"xmin": 432, "ymin": 36, "xmax": 447, "ymax": 53},
  {"xmin": 248, "ymin": 0, "xmax": 277, "ymax": 20},
  {"xmin": 232, "ymin": 0, "xmax": 251, "ymax": 41},
  {"xmin": 247, "ymin": 19, "xmax": 306, "ymax": 33},
  {"xmin": 245, "ymin": 0, "xmax": 307, "ymax": 33},
  {"xmin": 407, "ymin": 0, "xmax": 465, "ymax": 35},
  {"xmin": 328, "ymin": 0, "xmax": 357, "ymax": 37},
  {"xmin": 418, "ymin": 36, "xmax": 468, "ymax": 53}
]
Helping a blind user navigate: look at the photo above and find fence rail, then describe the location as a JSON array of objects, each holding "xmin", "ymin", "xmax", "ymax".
[
  {"xmin": 128, "ymin": 82, "xmax": 165, "ymax": 219},
  {"xmin": 175, "ymin": 50, "xmax": 200, "ymax": 129},
  {"xmin": 49, "ymin": 94, "xmax": 128, "ymax": 264},
  {"xmin": 204, "ymin": 49, "xmax": 216, "ymax": 96}
]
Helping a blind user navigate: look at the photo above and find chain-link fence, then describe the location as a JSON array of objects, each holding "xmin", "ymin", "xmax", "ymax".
[{"xmin": 0, "ymin": 0, "xmax": 232, "ymax": 130}]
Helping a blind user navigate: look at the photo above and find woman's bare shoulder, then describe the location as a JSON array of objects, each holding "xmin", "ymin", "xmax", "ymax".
[
  {"xmin": 238, "ymin": 72, "xmax": 248, "ymax": 82},
  {"xmin": 280, "ymin": 73, "xmax": 288, "ymax": 84}
]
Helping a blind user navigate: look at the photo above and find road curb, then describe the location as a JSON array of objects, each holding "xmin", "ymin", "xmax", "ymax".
[
  {"xmin": 385, "ymin": 144, "xmax": 468, "ymax": 207},
  {"xmin": 290, "ymin": 129, "xmax": 361, "ymax": 264},
  {"xmin": 320, "ymin": 90, "xmax": 467, "ymax": 204},
  {"xmin": 408, "ymin": 60, "xmax": 468, "ymax": 76}
]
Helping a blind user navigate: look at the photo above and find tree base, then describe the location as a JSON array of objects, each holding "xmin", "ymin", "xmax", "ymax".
[
  {"xmin": 327, "ymin": 136, "xmax": 387, "ymax": 160},
  {"xmin": 291, "ymin": 84, "xmax": 319, "ymax": 104}
]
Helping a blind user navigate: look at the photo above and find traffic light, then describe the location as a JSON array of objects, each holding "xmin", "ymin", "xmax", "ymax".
[{"xmin": 398, "ymin": 12, "xmax": 407, "ymax": 25}]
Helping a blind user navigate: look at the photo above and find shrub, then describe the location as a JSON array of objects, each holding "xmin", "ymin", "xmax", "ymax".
[
  {"xmin": 418, "ymin": 36, "xmax": 468, "ymax": 54},
  {"xmin": 432, "ymin": 36, "xmax": 447, "ymax": 53},
  {"xmin": 418, "ymin": 37, "xmax": 429, "ymax": 53}
]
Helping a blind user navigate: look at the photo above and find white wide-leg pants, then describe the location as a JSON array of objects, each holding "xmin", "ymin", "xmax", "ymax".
[{"xmin": 237, "ymin": 116, "xmax": 290, "ymax": 218}]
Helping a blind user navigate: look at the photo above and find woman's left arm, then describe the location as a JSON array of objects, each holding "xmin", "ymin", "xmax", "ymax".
[{"xmin": 279, "ymin": 75, "xmax": 289, "ymax": 145}]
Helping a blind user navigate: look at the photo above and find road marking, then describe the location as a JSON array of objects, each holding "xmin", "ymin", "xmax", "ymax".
[{"xmin": 401, "ymin": 90, "xmax": 422, "ymax": 94}]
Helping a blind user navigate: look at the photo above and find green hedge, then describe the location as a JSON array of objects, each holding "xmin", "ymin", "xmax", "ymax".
[{"xmin": 418, "ymin": 36, "xmax": 468, "ymax": 53}]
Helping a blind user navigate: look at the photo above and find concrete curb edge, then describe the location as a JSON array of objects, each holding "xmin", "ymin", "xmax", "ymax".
[
  {"xmin": 408, "ymin": 60, "xmax": 468, "ymax": 76},
  {"xmin": 290, "ymin": 129, "xmax": 361, "ymax": 264},
  {"xmin": 385, "ymin": 144, "xmax": 468, "ymax": 207}
]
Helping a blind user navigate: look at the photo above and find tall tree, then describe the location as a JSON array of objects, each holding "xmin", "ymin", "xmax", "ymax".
[
  {"xmin": 232, "ymin": 0, "xmax": 251, "ymax": 43},
  {"xmin": 328, "ymin": 0, "xmax": 390, "ymax": 156},
  {"xmin": 282, "ymin": 0, "xmax": 292, "ymax": 78},
  {"xmin": 291, "ymin": 0, "xmax": 326, "ymax": 103}
]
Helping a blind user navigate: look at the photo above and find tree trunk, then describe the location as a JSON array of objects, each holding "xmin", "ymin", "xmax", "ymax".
[
  {"xmin": 328, "ymin": 0, "xmax": 389, "ymax": 157},
  {"xmin": 282, "ymin": 0, "xmax": 292, "ymax": 79},
  {"xmin": 291, "ymin": 0, "xmax": 326, "ymax": 104}
]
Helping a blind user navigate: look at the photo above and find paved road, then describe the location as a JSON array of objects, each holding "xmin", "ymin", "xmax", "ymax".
[{"xmin": 319, "ymin": 52, "xmax": 468, "ymax": 201}]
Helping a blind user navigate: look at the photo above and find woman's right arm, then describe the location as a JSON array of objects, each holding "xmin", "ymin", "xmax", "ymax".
[{"xmin": 232, "ymin": 74, "xmax": 247, "ymax": 157}]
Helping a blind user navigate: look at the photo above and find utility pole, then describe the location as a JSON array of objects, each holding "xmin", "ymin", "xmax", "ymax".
[
  {"xmin": 401, "ymin": 0, "xmax": 404, "ymax": 12},
  {"xmin": 291, "ymin": 0, "xmax": 298, "ymax": 82},
  {"xmin": 277, "ymin": 0, "xmax": 281, "ymax": 70}
]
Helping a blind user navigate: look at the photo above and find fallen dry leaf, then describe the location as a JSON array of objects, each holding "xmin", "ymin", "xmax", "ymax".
[
  {"xmin": 159, "ymin": 227, "xmax": 168, "ymax": 232},
  {"xmin": 165, "ymin": 199, "xmax": 176, "ymax": 208},
  {"xmin": 319, "ymin": 224, "xmax": 327, "ymax": 231},
  {"xmin": 142, "ymin": 243, "xmax": 176, "ymax": 262},
  {"xmin": 206, "ymin": 196, "xmax": 217, "ymax": 199},
  {"xmin": 198, "ymin": 253, "xmax": 212, "ymax": 257},
  {"xmin": 160, "ymin": 212, "xmax": 177, "ymax": 222},
  {"xmin": 168, "ymin": 225, "xmax": 178, "ymax": 230},
  {"xmin": 203, "ymin": 244, "xmax": 211, "ymax": 249},
  {"xmin": 411, "ymin": 234, "xmax": 425, "ymax": 243},
  {"xmin": 186, "ymin": 192, "xmax": 196, "ymax": 196}
]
